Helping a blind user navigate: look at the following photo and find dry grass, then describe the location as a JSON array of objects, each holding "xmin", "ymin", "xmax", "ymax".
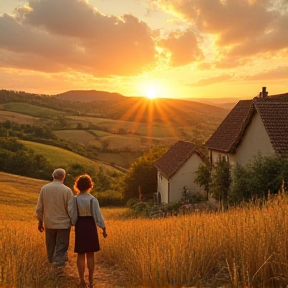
[
  {"xmin": 99, "ymin": 195, "xmax": 288, "ymax": 288},
  {"xmin": 1, "ymin": 172, "xmax": 288, "ymax": 287},
  {"xmin": 0, "ymin": 110, "xmax": 40, "ymax": 125}
]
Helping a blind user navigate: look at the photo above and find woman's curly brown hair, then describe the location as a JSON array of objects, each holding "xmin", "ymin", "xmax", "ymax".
[{"xmin": 73, "ymin": 174, "xmax": 94, "ymax": 194}]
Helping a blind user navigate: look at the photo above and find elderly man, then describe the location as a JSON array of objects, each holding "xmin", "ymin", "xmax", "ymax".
[{"xmin": 36, "ymin": 168, "xmax": 74, "ymax": 267}]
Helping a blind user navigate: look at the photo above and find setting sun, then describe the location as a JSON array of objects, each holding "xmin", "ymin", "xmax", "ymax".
[
  {"xmin": 137, "ymin": 80, "xmax": 167, "ymax": 99},
  {"xmin": 146, "ymin": 87, "xmax": 157, "ymax": 99}
]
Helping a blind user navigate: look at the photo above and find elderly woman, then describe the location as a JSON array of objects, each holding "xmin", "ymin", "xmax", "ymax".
[{"xmin": 71, "ymin": 174, "xmax": 107, "ymax": 288}]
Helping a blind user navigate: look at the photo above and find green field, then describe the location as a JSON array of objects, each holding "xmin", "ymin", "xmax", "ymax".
[
  {"xmin": 2, "ymin": 102, "xmax": 65, "ymax": 118},
  {"xmin": 53, "ymin": 130, "xmax": 98, "ymax": 146},
  {"xmin": 68, "ymin": 115, "xmax": 178, "ymax": 138},
  {"xmin": 20, "ymin": 140, "xmax": 117, "ymax": 173},
  {"xmin": 0, "ymin": 110, "xmax": 41, "ymax": 125},
  {"xmin": 0, "ymin": 95, "xmax": 223, "ymax": 171}
]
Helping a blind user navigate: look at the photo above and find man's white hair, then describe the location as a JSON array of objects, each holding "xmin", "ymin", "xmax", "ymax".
[{"xmin": 52, "ymin": 168, "xmax": 66, "ymax": 180}]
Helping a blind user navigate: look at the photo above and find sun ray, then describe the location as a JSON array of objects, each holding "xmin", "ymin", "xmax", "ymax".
[
  {"xmin": 129, "ymin": 99, "xmax": 149, "ymax": 134},
  {"xmin": 113, "ymin": 98, "xmax": 147, "ymax": 133},
  {"xmin": 110, "ymin": 96, "xmax": 192, "ymax": 148}
]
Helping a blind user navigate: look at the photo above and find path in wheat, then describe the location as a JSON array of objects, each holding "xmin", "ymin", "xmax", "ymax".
[{"xmin": 56, "ymin": 251, "xmax": 128, "ymax": 288}]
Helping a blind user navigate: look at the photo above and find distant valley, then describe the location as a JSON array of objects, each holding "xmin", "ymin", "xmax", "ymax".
[{"xmin": 0, "ymin": 89, "xmax": 230, "ymax": 170}]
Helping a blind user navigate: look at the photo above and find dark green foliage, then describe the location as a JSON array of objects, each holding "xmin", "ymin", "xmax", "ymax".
[
  {"xmin": 64, "ymin": 162, "xmax": 97, "ymax": 190},
  {"xmin": 0, "ymin": 137, "xmax": 53, "ymax": 179},
  {"xmin": 120, "ymin": 145, "xmax": 168, "ymax": 202},
  {"xmin": 93, "ymin": 190, "xmax": 125, "ymax": 207},
  {"xmin": 230, "ymin": 154, "xmax": 288, "ymax": 204},
  {"xmin": 64, "ymin": 163, "xmax": 122, "ymax": 198},
  {"xmin": 210, "ymin": 156, "xmax": 231, "ymax": 209},
  {"xmin": 0, "ymin": 121, "xmax": 87, "ymax": 156},
  {"xmin": 0, "ymin": 136, "xmax": 25, "ymax": 152},
  {"xmin": 96, "ymin": 167, "xmax": 111, "ymax": 192},
  {"xmin": 194, "ymin": 162, "xmax": 211, "ymax": 200},
  {"xmin": 228, "ymin": 164, "xmax": 251, "ymax": 203}
]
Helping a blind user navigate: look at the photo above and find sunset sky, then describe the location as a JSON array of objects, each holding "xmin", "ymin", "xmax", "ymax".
[{"xmin": 0, "ymin": 0, "xmax": 287, "ymax": 99}]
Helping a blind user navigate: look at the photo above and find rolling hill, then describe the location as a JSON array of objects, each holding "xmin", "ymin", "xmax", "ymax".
[
  {"xmin": 0, "ymin": 172, "xmax": 46, "ymax": 221},
  {"xmin": 55, "ymin": 89, "xmax": 126, "ymax": 102},
  {"xmin": 20, "ymin": 140, "xmax": 105, "ymax": 168},
  {"xmin": 0, "ymin": 89, "xmax": 231, "ymax": 169}
]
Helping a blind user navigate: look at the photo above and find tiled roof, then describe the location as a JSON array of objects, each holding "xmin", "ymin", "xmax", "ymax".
[
  {"xmin": 205, "ymin": 100, "xmax": 254, "ymax": 153},
  {"xmin": 154, "ymin": 140, "xmax": 204, "ymax": 179},
  {"xmin": 254, "ymin": 97, "xmax": 288, "ymax": 155},
  {"xmin": 205, "ymin": 93, "xmax": 288, "ymax": 156}
]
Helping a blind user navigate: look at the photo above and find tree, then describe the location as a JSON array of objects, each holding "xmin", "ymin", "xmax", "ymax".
[
  {"xmin": 229, "ymin": 164, "xmax": 251, "ymax": 204},
  {"xmin": 194, "ymin": 162, "xmax": 211, "ymax": 200},
  {"xmin": 64, "ymin": 162, "xmax": 96, "ymax": 190},
  {"xmin": 120, "ymin": 145, "xmax": 168, "ymax": 202},
  {"xmin": 96, "ymin": 166, "xmax": 111, "ymax": 192},
  {"xmin": 0, "ymin": 137, "xmax": 25, "ymax": 152},
  {"xmin": 210, "ymin": 156, "xmax": 231, "ymax": 210}
]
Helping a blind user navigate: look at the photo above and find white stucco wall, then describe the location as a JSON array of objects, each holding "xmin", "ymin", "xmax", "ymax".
[
  {"xmin": 157, "ymin": 153, "xmax": 205, "ymax": 204},
  {"xmin": 157, "ymin": 171, "xmax": 169, "ymax": 203},
  {"xmin": 233, "ymin": 112, "xmax": 276, "ymax": 166},
  {"xmin": 210, "ymin": 111, "xmax": 276, "ymax": 167}
]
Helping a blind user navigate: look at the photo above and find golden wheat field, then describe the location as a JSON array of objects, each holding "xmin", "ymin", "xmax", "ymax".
[{"xmin": 1, "ymin": 172, "xmax": 288, "ymax": 288}]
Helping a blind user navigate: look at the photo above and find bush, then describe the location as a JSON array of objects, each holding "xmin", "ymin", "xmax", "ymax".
[
  {"xmin": 230, "ymin": 154, "xmax": 288, "ymax": 204},
  {"xmin": 93, "ymin": 190, "xmax": 125, "ymax": 207}
]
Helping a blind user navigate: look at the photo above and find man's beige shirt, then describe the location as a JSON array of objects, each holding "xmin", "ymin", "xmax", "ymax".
[{"xmin": 36, "ymin": 180, "xmax": 74, "ymax": 229}]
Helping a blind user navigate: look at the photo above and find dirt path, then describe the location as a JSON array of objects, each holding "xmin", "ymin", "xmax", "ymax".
[{"xmin": 54, "ymin": 253, "xmax": 129, "ymax": 288}]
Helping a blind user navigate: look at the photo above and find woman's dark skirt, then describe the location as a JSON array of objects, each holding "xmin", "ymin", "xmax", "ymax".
[{"xmin": 74, "ymin": 216, "xmax": 100, "ymax": 253}]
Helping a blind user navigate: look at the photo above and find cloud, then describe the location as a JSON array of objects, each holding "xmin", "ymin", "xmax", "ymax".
[
  {"xmin": 152, "ymin": 0, "xmax": 288, "ymax": 67},
  {"xmin": 0, "ymin": 0, "xmax": 157, "ymax": 76},
  {"xmin": 192, "ymin": 74, "xmax": 232, "ymax": 87},
  {"xmin": 244, "ymin": 66, "xmax": 288, "ymax": 81},
  {"xmin": 158, "ymin": 28, "xmax": 203, "ymax": 66}
]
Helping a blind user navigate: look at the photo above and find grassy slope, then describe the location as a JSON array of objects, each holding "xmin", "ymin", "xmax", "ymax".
[
  {"xmin": 20, "ymin": 140, "xmax": 118, "ymax": 173},
  {"xmin": 54, "ymin": 129, "xmax": 166, "ymax": 151},
  {"xmin": 53, "ymin": 130, "xmax": 99, "ymax": 146},
  {"xmin": 0, "ymin": 110, "xmax": 41, "ymax": 125},
  {"xmin": 0, "ymin": 172, "xmax": 47, "ymax": 221},
  {"xmin": 2, "ymin": 102, "xmax": 64, "ymax": 118},
  {"xmin": 0, "ymin": 172, "xmax": 126, "ymax": 222}
]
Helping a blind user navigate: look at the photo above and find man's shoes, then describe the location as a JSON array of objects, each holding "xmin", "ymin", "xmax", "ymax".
[{"xmin": 52, "ymin": 261, "xmax": 65, "ymax": 268}]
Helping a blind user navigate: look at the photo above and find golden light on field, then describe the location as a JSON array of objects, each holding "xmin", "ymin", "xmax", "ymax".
[
  {"xmin": 109, "ymin": 79, "xmax": 191, "ymax": 144},
  {"xmin": 115, "ymin": 96, "xmax": 184, "ymax": 144},
  {"xmin": 2, "ymin": 170, "xmax": 288, "ymax": 287}
]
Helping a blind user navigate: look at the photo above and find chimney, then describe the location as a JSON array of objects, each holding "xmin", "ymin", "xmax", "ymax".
[{"xmin": 259, "ymin": 87, "xmax": 268, "ymax": 98}]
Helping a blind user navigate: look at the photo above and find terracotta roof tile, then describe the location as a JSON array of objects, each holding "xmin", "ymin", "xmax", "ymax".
[
  {"xmin": 154, "ymin": 140, "xmax": 203, "ymax": 179},
  {"xmin": 254, "ymin": 97, "xmax": 288, "ymax": 155}
]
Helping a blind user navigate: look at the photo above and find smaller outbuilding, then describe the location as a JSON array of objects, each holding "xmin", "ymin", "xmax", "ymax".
[{"xmin": 154, "ymin": 140, "xmax": 206, "ymax": 204}]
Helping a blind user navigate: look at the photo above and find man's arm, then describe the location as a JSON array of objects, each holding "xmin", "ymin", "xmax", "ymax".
[
  {"xmin": 68, "ymin": 193, "xmax": 77, "ymax": 225},
  {"xmin": 36, "ymin": 189, "xmax": 44, "ymax": 232}
]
